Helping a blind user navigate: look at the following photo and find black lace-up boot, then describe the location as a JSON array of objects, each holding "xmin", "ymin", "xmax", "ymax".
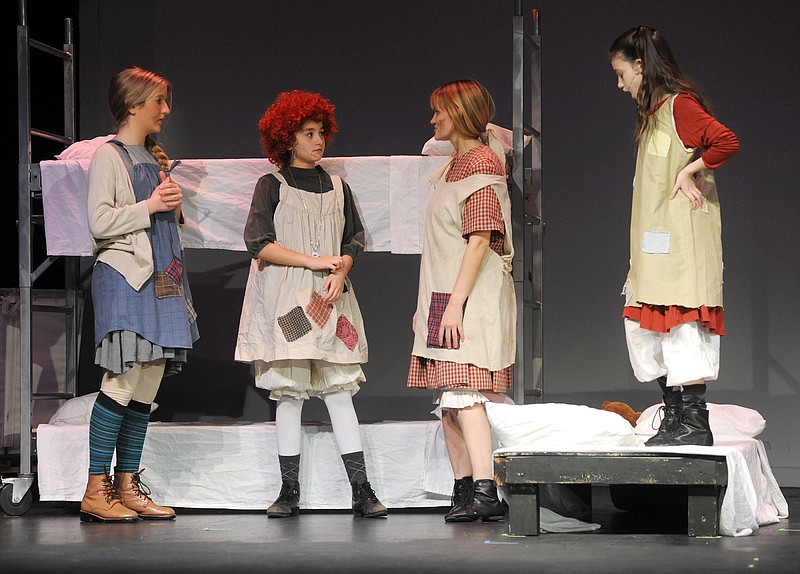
[
  {"xmin": 351, "ymin": 480, "xmax": 388, "ymax": 518},
  {"xmin": 444, "ymin": 476, "xmax": 475, "ymax": 522},
  {"xmin": 267, "ymin": 482, "xmax": 300, "ymax": 518},
  {"xmin": 645, "ymin": 376, "xmax": 683, "ymax": 446},
  {"xmin": 669, "ymin": 384, "xmax": 714, "ymax": 446}
]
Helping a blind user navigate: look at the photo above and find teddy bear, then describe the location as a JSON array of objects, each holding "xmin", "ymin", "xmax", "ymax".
[{"xmin": 601, "ymin": 401, "xmax": 642, "ymax": 427}]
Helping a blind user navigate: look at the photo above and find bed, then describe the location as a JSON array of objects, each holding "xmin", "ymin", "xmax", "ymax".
[
  {"xmin": 486, "ymin": 402, "xmax": 789, "ymax": 537},
  {"xmin": 35, "ymin": 394, "xmax": 789, "ymax": 536},
  {"xmin": 38, "ymin": 124, "xmax": 525, "ymax": 256}
]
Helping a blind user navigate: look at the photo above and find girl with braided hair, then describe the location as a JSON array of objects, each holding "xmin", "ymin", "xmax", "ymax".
[{"xmin": 81, "ymin": 66, "xmax": 199, "ymax": 522}]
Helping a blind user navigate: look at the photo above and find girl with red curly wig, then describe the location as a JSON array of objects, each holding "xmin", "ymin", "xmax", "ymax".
[
  {"xmin": 258, "ymin": 89, "xmax": 338, "ymax": 169},
  {"xmin": 235, "ymin": 90, "xmax": 386, "ymax": 519}
]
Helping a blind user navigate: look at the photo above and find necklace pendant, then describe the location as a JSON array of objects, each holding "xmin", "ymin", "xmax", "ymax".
[{"xmin": 312, "ymin": 250, "xmax": 320, "ymax": 258}]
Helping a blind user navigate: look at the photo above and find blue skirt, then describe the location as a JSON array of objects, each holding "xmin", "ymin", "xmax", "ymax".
[{"xmin": 92, "ymin": 261, "xmax": 199, "ymax": 374}]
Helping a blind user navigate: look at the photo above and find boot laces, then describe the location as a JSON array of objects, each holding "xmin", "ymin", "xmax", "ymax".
[
  {"xmin": 650, "ymin": 405, "xmax": 666, "ymax": 431},
  {"xmin": 129, "ymin": 469, "xmax": 153, "ymax": 498},
  {"xmin": 450, "ymin": 481, "xmax": 461, "ymax": 506},
  {"xmin": 452, "ymin": 479, "xmax": 474, "ymax": 506},
  {"xmin": 357, "ymin": 481, "xmax": 379, "ymax": 502},
  {"xmin": 100, "ymin": 469, "xmax": 119, "ymax": 503}
]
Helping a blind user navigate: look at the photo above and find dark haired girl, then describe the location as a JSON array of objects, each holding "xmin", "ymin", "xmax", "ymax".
[{"xmin": 610, "ymin": 26, "xmax": 739, "ymax": 446}]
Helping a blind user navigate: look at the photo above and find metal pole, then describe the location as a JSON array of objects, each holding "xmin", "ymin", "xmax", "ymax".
[
  {"xmin": 511, "ymin": 1, "xmax": 528, "ymax": 405},
  {"xmin": 511, "ymin": 3, "xmax": 543, "ymax": 404},
  {"xmin": 63, "ymin": 18, "xmax": 78, "ymax": 400},
  {"xmin": 529, "ymin": 10, "xmax": 544, "ymax": 401},
  {"xmin": 17, "ymin": 0, "xmax": 34, "ymax": 480}
]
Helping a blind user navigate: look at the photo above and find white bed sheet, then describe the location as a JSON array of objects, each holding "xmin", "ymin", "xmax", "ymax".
[
  {"xmin": 35, "ymin": 420, "xmax": 453, "ymax": 510},
  {"xmin": 36, "ymin": 419, "xmax": 788, "ymax": 535},
  {"xmin": 494, "ymin": 437, "xmax": 789, "ymax": 537},
  {"xmin": 39, "ymin": 156, "xmax": 449, "ymax": 257}
]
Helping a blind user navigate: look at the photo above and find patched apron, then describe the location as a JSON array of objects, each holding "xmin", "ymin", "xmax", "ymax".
[
  {"xmin": 235, "ymin": 173, "xmax": 368, "ymax": 365},
  {"xmin": 410, "ymin": 160, "xmax": 516, "ymax": 372},
  {"xmin": 92, "ymin": 143, "xmax": 199, "ymax": 349},
  {"xmin": 624, "ymin": 94, "xmax": 723, "ymax": 309}
]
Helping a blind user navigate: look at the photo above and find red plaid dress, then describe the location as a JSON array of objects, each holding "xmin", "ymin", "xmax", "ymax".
[{"xmin": 407, "ymin": 146, "xmax": 513, "ymax": 392}]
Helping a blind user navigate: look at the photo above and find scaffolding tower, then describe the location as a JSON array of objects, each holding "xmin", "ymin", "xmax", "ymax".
[{"xmin": 1, "ymin": 0, "xmax": 79, "ymax": 516}]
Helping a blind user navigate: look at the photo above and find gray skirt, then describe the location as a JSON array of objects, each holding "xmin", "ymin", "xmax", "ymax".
[{"xmin": 95, "ymin": 330, "xmax": 188, "ymax": 376}]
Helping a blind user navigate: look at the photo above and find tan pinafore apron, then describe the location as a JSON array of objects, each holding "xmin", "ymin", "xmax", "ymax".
[
  {"xmin": 235, "ymin": 173, "xmax": 368, "ymax": 368},
  {"xmin": 623, "ymin": 94, "xmax": 724, "ymax": 309},
  {"xmin": 411, "ymin": 159, "xmax": 516, "ymax": 372}
]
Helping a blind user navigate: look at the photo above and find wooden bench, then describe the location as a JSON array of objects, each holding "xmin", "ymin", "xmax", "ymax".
[{"xmin": 493, "ymin": 450, "xmax": 728, "ymax": 537}]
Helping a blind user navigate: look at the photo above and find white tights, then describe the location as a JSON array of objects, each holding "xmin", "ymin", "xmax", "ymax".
[{"xmin": 275, "ymin": 390, "xmax": 363, "ymax": 456}]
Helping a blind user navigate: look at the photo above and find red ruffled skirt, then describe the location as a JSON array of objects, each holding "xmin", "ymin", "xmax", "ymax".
[{"xmin": 623, "ymin": 304, "xmax": 725, "ymax": 336}]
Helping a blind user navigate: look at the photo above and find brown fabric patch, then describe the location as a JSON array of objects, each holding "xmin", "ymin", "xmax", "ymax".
[
  {"xmin": 278, "ymin": 306, "xmax": 312, "ymax": 342},
  {"xmin": 155, "ymin": 271, "xmax": 182, "ymax": 299}
]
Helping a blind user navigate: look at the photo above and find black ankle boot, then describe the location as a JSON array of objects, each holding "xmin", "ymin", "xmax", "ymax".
[
  {"xmin": 665, "ymin": 385, "xmax": 714, "ymax": 446},
  {"xmin": 462, "ymin": 479, "xmax": 505, "ymax": 522},
  {"xmin": 351, "ymin": 480, "xmax": 388, "ymax": 518},
  {"xmin": 444, "ymin": 476, "xmax": 475, "ymax": 523},
  {"xmin": 669, "ymin": 407, "xmax": 714, "ymax": 446},
  {"xmin": 645, "ymin": 377, "xmax": 683, "ymax": 446},
  {"xmin": 267, "ymin": 482, "xmax": 300, "ymax": 518}
]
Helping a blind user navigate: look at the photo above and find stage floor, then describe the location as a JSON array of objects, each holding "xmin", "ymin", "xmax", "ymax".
[{"xmin": 3, "ymin": 486, "xmax": 799, "ymax": 574}]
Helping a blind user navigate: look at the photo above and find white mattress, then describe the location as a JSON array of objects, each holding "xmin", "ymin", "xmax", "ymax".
[
  {"xmin": 494, "ymin": 437, "xmax": 789, "ymax": 537},
  {"xmin": 35, "ymin": 420, "xmax": 453, "ymax": 510},
  {"xmin": 39, "ymin": 155, "xmax": 449, "ymax": 256}
]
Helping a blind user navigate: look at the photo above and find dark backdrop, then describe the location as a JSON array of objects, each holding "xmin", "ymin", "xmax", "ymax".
[{"xmin": 9, "ymin": 1, "xmax": 800, "ymax": 485}]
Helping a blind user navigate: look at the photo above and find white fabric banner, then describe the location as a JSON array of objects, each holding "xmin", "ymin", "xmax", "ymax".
[{"xmin": 39, "ymin": 155, "xmax": 449, "ymax": 257}]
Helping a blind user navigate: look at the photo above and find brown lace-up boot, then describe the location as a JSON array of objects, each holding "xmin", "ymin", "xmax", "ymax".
[
  {"xmin": 114, "ymin": 468, "xmax": 176, "ymax": 520},
  {"xmin": 79, "ymin": 471, "xmax": 139, "ymax": 523}
]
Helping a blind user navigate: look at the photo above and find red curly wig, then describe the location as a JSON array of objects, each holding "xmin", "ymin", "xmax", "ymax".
[{"xmin": 258, "ymin": 90, "xmax": 338, "ymax": 168}]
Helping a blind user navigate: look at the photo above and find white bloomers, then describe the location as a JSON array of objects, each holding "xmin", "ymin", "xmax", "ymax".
[{"xmin": 624, "ymin": 318, "xmax": 720, "ymax": 387}]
